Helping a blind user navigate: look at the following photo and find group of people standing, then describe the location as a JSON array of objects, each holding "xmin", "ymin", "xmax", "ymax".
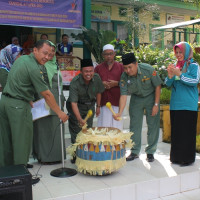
[
  {"xmin": 67, "ymin": 41, "xmax": 200, "ymax": 167},
  {"xmin": 0, "ymin": 40, "xmax": 199, "ymax": 185}
]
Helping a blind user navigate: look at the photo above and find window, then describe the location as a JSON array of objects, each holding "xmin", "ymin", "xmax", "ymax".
[
  {"xmin": 91, "ymin": 22, "xmax": 98, "ymax": 32},
  {"xmin": 152, "ymin": 12, "xmax": 160, "ymax": 21},
  {"xmin": 117, "ymin": 24, "xmax": 128, "ymax": 40},
  {"xmin": 149, "ymin": 24, "xmax": 164, "ymax": 49},
  {"xmin": 91, "ymin": 21, "xmax": 128, "ymax": 40},
  {"xmin": 99, "ymin": 22, "xmax": 113, "ymax": 31}
]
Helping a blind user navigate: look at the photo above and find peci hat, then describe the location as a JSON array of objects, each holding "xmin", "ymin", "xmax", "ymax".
[
  {"xmin": 81, "ymin": 59, "xmax": 93, "ymax": 68},
  {"xmin": 122, "ymin": 53, "xmax": 137, "ymax": 65},
  {"xmin": 103, "ymin": 44, "xmax": 114, "ymax": 51}
]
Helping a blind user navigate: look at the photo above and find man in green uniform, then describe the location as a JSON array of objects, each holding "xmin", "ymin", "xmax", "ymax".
[
  {"xmin": 114, "ymin": 53, "xmax": 162, "ymax": 162},
  {"xmin": 0, "ymin": 40, "xmax": 68, "ymax": 169},
  {"xmin": 66, "ymin": 59, "xmax": 105, "ymax": 163}
]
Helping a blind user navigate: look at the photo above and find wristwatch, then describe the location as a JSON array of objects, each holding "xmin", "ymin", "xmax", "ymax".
[{"xmin": 154, "ymin": 103, "xmax": 158, "ymax": 106}]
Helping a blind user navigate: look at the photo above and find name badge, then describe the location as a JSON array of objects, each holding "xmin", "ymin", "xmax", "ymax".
[{"xmin": 64, "ymin": 47, "xmax": 68, "ymax": 53}]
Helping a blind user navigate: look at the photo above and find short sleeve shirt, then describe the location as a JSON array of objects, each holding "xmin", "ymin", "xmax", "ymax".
[
  {"xmin": 57, "ymin": 42, "xmax": 73, "ymax": 55},
  {"xmin": 4, "ymin": 53, "xmax": 48, "ymax": 101},
  {"xmin": 120, "ymin": 63, "xmax": 162, "ymax": 97},
  {"xmin": 68, "ymin": 73, "xmax": 105, "ymax": 103}
]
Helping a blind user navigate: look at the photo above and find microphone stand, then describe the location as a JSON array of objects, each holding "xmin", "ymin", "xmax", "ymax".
[{"xmin": 50, "ymin": 63, "xmax": 77, "ymax": 177}]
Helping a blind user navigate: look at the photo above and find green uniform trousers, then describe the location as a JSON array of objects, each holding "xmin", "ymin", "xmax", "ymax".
[
  {"xmin": 67, "ymin": 102, "xmax": 95, "ymax": 144},
  {"xmin": 0, "ymin": 95, "xmax": 33, "ymax": 167},
  {"xmin": 0, "ymin": 69, "xmax": 8, "ymax": 91},
  {"xmin": 129, "ymin": 93, "xmax": 160, "ymax": 155}
]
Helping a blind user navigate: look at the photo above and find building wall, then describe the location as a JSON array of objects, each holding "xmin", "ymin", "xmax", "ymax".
[
  {"xmin": 32, "ymin": 1, "xmax": 200, "ymax": 58},
  {"xmin": 91, "ymin": 1, "xmax": 199, "ymax": 48}
]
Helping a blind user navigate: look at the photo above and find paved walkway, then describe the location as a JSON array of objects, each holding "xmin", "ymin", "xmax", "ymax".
[{"xmin": 29, "ymin": 142, "xmax": 200, "ymax": 200}]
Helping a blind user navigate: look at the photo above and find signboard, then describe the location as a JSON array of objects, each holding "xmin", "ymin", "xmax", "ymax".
[
  {"xmin": 0, "ymin": 0, "xmax": 83, "ymax": 29},
  {"xmin": 61, "ymin": 70, "xmax": 80, "ymax": 86},
  {"xmin": 91, "ymin": 5, "xmax": 111, "ymax": 22},
  {"xmin": 166, "ymin": 14, "xmax": 184, "ymax": 25}
]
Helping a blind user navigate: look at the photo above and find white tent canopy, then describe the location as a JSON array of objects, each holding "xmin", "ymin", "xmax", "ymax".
[{"xmin": 153, "ymin": 18, "xmax": 200, "ymax": 30}]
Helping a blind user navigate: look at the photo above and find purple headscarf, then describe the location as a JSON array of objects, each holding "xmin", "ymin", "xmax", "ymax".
[{"xmin": 0, "ymin": 44, "xmax": 23, "ymax": 72}]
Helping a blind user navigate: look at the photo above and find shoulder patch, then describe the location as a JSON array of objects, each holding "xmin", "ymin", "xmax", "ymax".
[
  {"xmin": 152, "ymin": 70, "xmax": 157, "ymax": 76},
  {"xmin": 120, "ymin": 80, "xmax": 125, "ymax": 87}
]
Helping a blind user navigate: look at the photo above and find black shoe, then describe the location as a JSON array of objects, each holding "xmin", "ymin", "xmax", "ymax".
[
  {"xmin": 40, "ymin": 161, "xmax": 61, "ymax": 165},
  {"xmin": 146, "ymin": 154, "xmax": 154, "ymax": 162},
  {"xmin": 126, "ymin": 153, "xmax": 139, "ymax": 161},
  {"xmin": 32, "ymin": 177, "xmax": 40, "ymax": 185},
  {"xmin": 171, "ymin": 161, "xmax": 180, "ymax": 165},
  {"xmin": 26, "ymin": 164, "xmax": 33, "ymax": 168},
  {"xmin": 180, "ymin": 162, "xmax": 193, "ymax": 167},
  {"xmin": 71, "ymin": 156, "xmax": 76, "ymax": 164}
]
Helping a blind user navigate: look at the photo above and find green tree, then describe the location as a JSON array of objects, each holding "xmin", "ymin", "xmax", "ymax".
[
  {"xmin": 123, "ymin": 0, "xmax": 159, "ymax": 47},
  {"xmin": 184, "ymin": 0, "xmax": 200, "ymax": 11},
  {"xmin": 71, "ymin": 26, "xmax": 116, "ymax": 63}
]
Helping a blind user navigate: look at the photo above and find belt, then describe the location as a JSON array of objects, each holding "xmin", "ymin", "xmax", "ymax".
[
  {"xmin": 3, "ymin": 93, "xmax": 27, "ymax": 102},
  {"xmin": 78, "ymin": 99, "xmax": 96, "ymax": 105}
]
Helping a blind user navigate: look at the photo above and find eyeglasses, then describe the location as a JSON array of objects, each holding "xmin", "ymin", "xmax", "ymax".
[{"xmin": 103, "ymin": 52, "xmax": 114, "ymax": 56}]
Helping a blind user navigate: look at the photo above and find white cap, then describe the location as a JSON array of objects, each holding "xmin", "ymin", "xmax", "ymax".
[{"xmin": 103, "ymin": 44, "xmax": 114, "ymax": 51}]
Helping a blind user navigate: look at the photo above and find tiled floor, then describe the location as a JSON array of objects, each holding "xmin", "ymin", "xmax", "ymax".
[{"xmin": 29, "ymin": 142, "xmax": 200, "ymax": 200}]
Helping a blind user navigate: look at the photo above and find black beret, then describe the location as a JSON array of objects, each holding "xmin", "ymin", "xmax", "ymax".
[
  {"xmin": 122, "ymin": 53, "xmax": 136, "ymax": 65},
  {"xmin": 81, "ymin": 59, "xmax": 93, "ymax": 68}
]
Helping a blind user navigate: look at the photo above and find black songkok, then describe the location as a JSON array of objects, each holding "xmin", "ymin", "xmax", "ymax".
[
  {"xmin": 122, "ymin": 53, "xmax": 137, "ymax": 65},
  {"xmin": 81, "ymin": 59, "xmax": 93, "ymax": 68}
]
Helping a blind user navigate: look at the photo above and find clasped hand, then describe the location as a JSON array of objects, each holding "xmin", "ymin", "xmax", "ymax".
[
  {"xmin": 167, "ymin": 64, "xmax": 181, "ymax": 78},
  {"xmin": 103, "ymin": 80, "xmax": 118, "ymax": 89}
]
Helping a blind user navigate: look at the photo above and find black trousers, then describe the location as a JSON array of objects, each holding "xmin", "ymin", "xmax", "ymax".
[{"xmin": 170, "ymin": 110, "xmax": 197, "ymax": 164}]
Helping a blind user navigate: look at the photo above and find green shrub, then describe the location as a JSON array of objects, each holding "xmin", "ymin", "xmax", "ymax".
[{"xmin": 160, "ymin": 88, "xmax": 171, "ymax": 104}]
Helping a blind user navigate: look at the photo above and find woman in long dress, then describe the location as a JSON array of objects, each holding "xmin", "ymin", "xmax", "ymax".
[
  {"xmin": 165, "ymin": 42, "xmax": 199, "ymax": 166},
  {"xmin": 33, "ymin": 42, "xmax": 66, "ymax": 164}
]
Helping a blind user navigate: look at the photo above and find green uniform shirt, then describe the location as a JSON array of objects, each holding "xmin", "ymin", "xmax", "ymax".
[
  {"xmin": 3, "ymin": 53, "xmax": 48, "ymax": 101},
  {"xmin": 68, "ymin": 73, "xmax": 105, "ymax": 103},
  {"xmin": 120, "ymin": 63, "xmax": 162, "ymax": 97}
]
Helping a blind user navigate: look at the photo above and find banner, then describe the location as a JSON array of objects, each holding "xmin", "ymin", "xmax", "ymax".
[
  {"xmin": 0, "ymin": 0, "xmax": 83, "ymax": 29},
  {"xmin": 166, "ymin": 14, "xmax": 184, "ymax": 25},
  {"xmin": 91, "ymin": 4, "xmax": 111, "ymax": 22},
  {"xmin": 61, "ymin": 70, "xmax": 80, "ymax": 85}
]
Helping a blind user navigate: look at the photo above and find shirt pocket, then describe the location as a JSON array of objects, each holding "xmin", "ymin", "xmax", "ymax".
[
  {"xmin": 127, "ymin": 82, "xmax": 138, "ymax": 94},
  {"xmin": 141, "ymin": 78, "xmax": 152, "ymax": 90}
]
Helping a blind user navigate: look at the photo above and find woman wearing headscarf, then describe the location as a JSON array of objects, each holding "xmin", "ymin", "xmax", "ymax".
[
  {"xmin": 33, "ymin": 41, "xmax": 66, "ymax": 164},
  {"xmin": 0, "ymin": 44, "xmax": 23, "ymax": 90},
  {"xmin": 165, "ymin": 42, "xmax": 199, "ymax": 166}
]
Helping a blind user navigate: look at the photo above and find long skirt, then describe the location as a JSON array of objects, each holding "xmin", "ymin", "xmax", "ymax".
[
  {"xmin": 170, "ymin": 110, "xmax": 197, "ymax": 164},
  {"xmin": 33, "ymin": 115, "xmax": 66, "ymax": 163}
]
